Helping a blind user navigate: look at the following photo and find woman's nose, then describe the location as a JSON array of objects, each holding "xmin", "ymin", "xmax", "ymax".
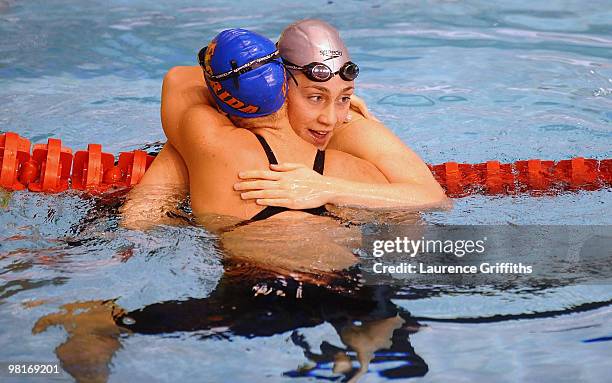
[{"xmin": 318, "ymin": 104, "xmax": 338, "ymax": 127}]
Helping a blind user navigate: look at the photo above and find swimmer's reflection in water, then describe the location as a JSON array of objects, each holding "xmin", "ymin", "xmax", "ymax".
[{"xmin": 115, "ymin": 265, "xmax": 429, "ymax": 381}]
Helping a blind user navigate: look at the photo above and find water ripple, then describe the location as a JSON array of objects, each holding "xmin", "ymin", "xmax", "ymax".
[{"xmin": 379, "ymin": 94, "xmax": 435, "ymax": 107}]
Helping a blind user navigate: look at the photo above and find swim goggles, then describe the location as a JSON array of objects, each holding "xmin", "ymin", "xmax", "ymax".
[
  {"xmin": 281, "ymin": 58, "xmax": 359, "ymax": 82},
  {"xmin": 198, "ymin": 46, "xmax": 281, "ymax": 89}
]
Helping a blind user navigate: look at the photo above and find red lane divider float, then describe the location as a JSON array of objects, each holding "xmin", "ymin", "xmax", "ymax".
[
  {"xmin": 1, "ymin": 131, "xmax": 611, "ymax": 197},
  {"xmin": 428, "ymin": 156, "xmax": 611, "ymax": 197},
  {"xmin": 0, "ymin": 132, "xmax": 154, "ymax": 193},
  {"xmin": 28, "ymin": 138, "xmax": 73, "ymax": 193},
  {"xmin": 0, "ymin": 132, "xmax": 31, "ymax": 190},
  {"xmin": 72, "ymin": 144, "xmax": 115, "ymax": 191}
]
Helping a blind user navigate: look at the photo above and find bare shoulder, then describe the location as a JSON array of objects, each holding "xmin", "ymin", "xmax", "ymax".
[
  {"xmin": 162, "ymin": 66, "xmax": 212, "ymax": 144},
  {"xmin": 164, "ymin": 65, "xmax": 204, "ymax": 87},
  {"xmin": 182, "ymin": 104, "xmax": 226, "ymax": 123},
  {"xmin": 330, "ymin": 117, "xmax": 395, "ymax": 152},
  {"xmin": 324, "ymin": 149, "xmax": 388, "ymax": 183},
  {"xmin": 178, "ymin": 105, "xmax": 232, "ymax": 147},
  {"xmin": 329, "ymin": 115, "xmax": 440, "ymax": 185},
  {"xmin": 163, "ymin": 66, "xmax": 209, "ymax": 103},
  {"xmin": 180, "ymin": 105, "xmax": 258, "ymax": 150}
]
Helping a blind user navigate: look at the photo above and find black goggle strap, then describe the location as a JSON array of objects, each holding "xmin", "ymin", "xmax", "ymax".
[
  {"xmin": 281, "ymin": 61, "xmax": 304, "ymax": 72},
  {"xmin": 230, "ymin": 59, "xmax": 239, "ymax": 90},
  {"xmin": 282, "ymin": 58, "xmax": 359, "ymax": 81},
  {"xmin": 197, "ymin": 46, "xmax": 208, "ymax": 67},
  {"xmin": 207, "ymin": 50, "xmax": 280, "ymax": 81},
  {"xmin": 281, "ymin": 58, "xmax": 330, "ymax": 83},
  {"xmin": 280, "ymin": 58, "xmax": 302, "ymax": 86},
  {"xmin": 282, "ymin": 59, "xmax": 329, "ymax": 74},
  {"xmin": 285, "ymin": 68, "xmax": 299, "ymax": 86}
]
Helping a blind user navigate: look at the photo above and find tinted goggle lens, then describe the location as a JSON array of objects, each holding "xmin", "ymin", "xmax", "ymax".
[
  {"xmin": 340, "ymin": 62, "xmax": 359, "ymax": 81},
  {"xmin": 310, "ymin": 64, "xmax": 332, "ymax": 81}
]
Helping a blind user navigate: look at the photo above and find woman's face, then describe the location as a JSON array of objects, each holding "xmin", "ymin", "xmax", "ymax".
[{"xmin": 286, "ymin": 72, "xmax": 354, "ymax": 149}]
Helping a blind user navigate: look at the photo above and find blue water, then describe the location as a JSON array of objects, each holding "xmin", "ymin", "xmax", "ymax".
[{"xmin": 1, "ymin": 0, "xmax": 611, "ymax": 382}]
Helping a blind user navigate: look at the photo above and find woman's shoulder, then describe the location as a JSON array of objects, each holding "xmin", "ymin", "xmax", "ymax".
[
  {"xmin": 183, "ymin": 104, "xmax": 226, "ymax": 125},
  {"xmin": 324, "ymin": 149, "xmax": 387, "ymax": 183},
  {"xmin": 181, "ymin": 105, "xmax": 262, "ymax": 150},
  {"xmin": 180, "ymin": 105, "xmax": 230, "ymax": 143},
  {"xmin": 164, "ymin": 65, "xmax": 203, "ymax": 85}
]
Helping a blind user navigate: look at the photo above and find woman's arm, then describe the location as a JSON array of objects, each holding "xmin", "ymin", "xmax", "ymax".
[
  {"xmin": 235, "ymin": 163, "xmax": 449, "ymax": 210},
  {"xmin": 121, "ymin": 66, "xmax": 208, "ymax": 231},
  {"xmin": 160, "ymin": 66, "xmax": 210, "ymax": 148},
  {"xmin": 236, "ymin": 113, "xmax": 450, "ymax": 210},
  {"xmin": 120, "ymin": 143, "xmax": 189, "ymax": 230}
]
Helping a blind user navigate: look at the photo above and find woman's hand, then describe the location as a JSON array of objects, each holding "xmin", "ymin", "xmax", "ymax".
[
  {"xmin": 349, "ymin": 94, "xmax": 381, "ymax": 122},
  {"xmin": 234, "ymin": 163, "xmax": 336, "ymax": 209}
]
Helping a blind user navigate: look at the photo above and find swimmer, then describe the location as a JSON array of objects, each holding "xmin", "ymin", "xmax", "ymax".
[
  {"xmin": 126, "ymin": 29, "xmax": 402, "ymax": 280},
  {"xmin": 128, "ymin": 28, "xmax": 386, "ymax": 223},
  {"xmin": 122, "ymin": 20, "xmax": 449, "ymax": 228}
]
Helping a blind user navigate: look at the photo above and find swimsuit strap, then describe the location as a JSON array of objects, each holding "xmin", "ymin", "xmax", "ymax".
[
  {"xmin": 255, "ymin": 134, "xmax": 278, "ymax": 165},
  {"xmin": 249, "ymin": 205, "xmax": 287, "ymax": 221},
  {"xmin": 313, "ymin": 149, "xmax": 325, "ymax": 174},
  {"xmin": 248, "ymin": 134, "xmax": 327, "ymax": 222}
]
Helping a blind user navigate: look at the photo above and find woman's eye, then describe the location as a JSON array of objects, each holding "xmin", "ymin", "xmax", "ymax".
[
  {"xmin": 308, "ymin": 95, "xmax": 323, "ymax": 102},
  {"xmin": 340, "ymin": 96, "xmax": 352, "ymax": 103}
]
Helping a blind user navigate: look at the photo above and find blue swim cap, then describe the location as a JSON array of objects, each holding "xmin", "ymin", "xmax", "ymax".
[{"xmin": 201, "ymin": 29, "xmax": 287, "ymax": 118}]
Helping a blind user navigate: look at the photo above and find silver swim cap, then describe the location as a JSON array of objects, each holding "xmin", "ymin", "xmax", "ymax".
[{"xmin": 278, "ymin": 19, "xmax": 350, "ymax": 72}]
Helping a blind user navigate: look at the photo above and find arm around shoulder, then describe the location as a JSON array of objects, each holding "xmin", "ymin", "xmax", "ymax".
[
  {"xmin": 161, "ymin": 65, "xmax": 210, "ymax": 147},
  {"xmin": 173, "ymin": 104, "xmax": 230, "ymax": 161},
  {"xmin": 328, "ymin": 116, "xmax": 450, "ymax": 208},
  {"xmin": 120, "ymin": 143, "xmax": 190, "ymax": 230}
]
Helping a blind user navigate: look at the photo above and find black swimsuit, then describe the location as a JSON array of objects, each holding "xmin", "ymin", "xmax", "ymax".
[{"xmin": 249, "ymin": 134, "xmax": 327, "ymax": 221}]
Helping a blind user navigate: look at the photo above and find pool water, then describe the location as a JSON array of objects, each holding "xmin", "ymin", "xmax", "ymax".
[{"xmin": 1, "ymin": 0, "xmax": 611, "ymax": 382}]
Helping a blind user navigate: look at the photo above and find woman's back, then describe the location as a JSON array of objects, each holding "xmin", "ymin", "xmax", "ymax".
[{"xmin": 176, "ymin": 103, "xmax": 387, "ymax": 220}]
